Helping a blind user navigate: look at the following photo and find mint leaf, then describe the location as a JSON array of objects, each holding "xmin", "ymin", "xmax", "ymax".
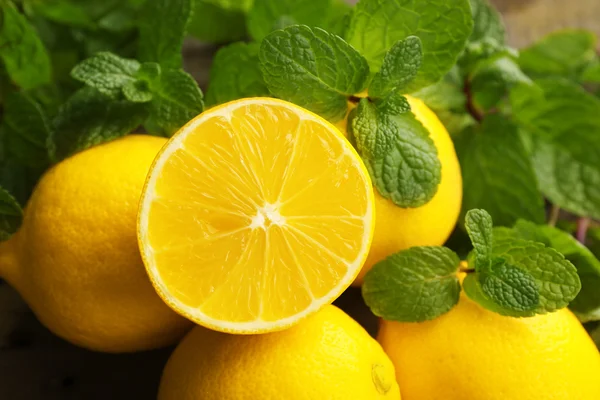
[
  {"xmin": 259, "ymin": 25, "xmax": 369, "ymax": 122},
  {"xmin": 519, "ymin": 30, "xmax": 597, "ymax": 79},
  {"xmin": 206, "ymin": 42, "xmax": 269, "ymax": 107},
  {"xmin": 504, "ymin": 220, "xmax": 600, "ymax": 322},
  {"xmin": 123, "ymin": 80, "xmax": 153, "ymax": 103},
  {"xmin": 362, "ymin": 246, "xmax": 461, "ymax": 322},
  {"xmin": 2, "ymin": 92, "xmax": 51, "ymax": 168},
  {"xmin": 350, "ymin": 98, "xmax": 442, "ymax": 207},
  {"xmin": 455, "ymin": 115, "xmax": 545, "ymax": 227},
  {"xmin": 71, "ymin": 52, "xmax": 140, "ymax": 98},
  {"xmin": 492, "ymin": 236, "xmax": 581, "ymax": 314},
  {"xmin": 346, "ymin": 0, "xmax": 473, "ymax": 92},
  {"xmin": 465, "ymin": 209, "xmax": 493, "ymax": 270},
  {"xmin": 188, "ymin": 0, "xmax": 252, "ymax": 43},
  {"xmin": 368, "ymin": 36, "xmax": 422, "ymax": 99},
  {"xmin": 144, "ymin": 67, "xmax": 204, "ymax": 136},
  {"xmin": 0, "ymin": 186, "xmax": 22, "ymax": 240},
  {"xmin": 470, "ymin": 56, "xmax": 531, "ymax": 111},
  {"xmin": 0, "ymin": 2, "xmax": 52, "ymax": 89},
  {"xmin": 248, "ymin": 0, "xmax": 349, "ymax": 41},
  {"xmin": 138, "ymin": 0, "xmax": 192, "ymax": 68},
  {"xmin": 511, "ymin": 79, "xmax": 600, "ymax": 219},
  {"xmin": 50, "ymin": 87, "xmax": 148, "ymax": 161},
  {"xmin": 469, "ymin": 0, "xmax": 505, "ymax": 44},
  {"xmin": 582, "ymin": 62, "xmax": 600, "ymax": 84},
  {"xmin": 480, "ymin": 258, "xmax": 539, "ymax": 312},
  {"xmin": 32, "ymin": 0, "xmax": 95, "ymax": 29},
  {"xmin": 412, "ymin": 68, "xmax": 466, "ymax": 112}
]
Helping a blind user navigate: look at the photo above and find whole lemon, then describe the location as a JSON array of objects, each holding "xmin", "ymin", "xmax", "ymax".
[
  {"xmin": 158, "ymin": 305, "xmax": 400, "ymax": 400},
  {"xmin": 378, "ymin": 294, "xmax": 600, "ymax": 400},
  {"xmin": 345, "ymin": 96, "xmax": 462, "ymax": 284},
  {"xmin": 0, "ymin": 135, "xmax": 192, "ymax": 352}
]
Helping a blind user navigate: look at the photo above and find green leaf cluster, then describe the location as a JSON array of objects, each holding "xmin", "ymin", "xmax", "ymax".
[{"xmin": 0, "ymin": 0, "xmax": 204, "ymax": 238}]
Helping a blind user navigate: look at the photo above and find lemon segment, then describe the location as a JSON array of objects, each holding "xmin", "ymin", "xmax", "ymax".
[{"xmin": 138, "ymin": 98, "xmax": 374, "ymax": 334}]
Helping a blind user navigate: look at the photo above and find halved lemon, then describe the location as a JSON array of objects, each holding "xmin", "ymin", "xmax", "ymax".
[{"xmin": 138, "ymin": 98, "xmax": 374, "ymax": 334}]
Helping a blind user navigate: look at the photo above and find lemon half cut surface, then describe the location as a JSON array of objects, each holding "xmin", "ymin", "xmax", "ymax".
[{"xmin": 138, "ymin": 98, "xmax": 375, "ymax": 334}]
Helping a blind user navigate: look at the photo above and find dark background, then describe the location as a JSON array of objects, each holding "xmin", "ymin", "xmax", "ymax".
[{"xmin": 1, "ymin": 0, "xmax": 599, "ymax": 399}]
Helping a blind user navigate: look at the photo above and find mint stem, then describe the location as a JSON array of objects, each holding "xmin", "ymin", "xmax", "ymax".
[
  {"xmin": 548, "ymin": 204, "xmax": 560, "ymax": 227},
  {"xmin": 463, "ymin": 79, "xmax": 483, "ymax": 122},
  {"xmin": 576, "ymin": 217, "xmax": 591, "ymax": 244}
]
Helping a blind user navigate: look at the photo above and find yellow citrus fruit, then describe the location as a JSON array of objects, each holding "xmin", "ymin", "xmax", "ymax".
[
  {"xmin": 0, "ymin": 135, "xmax": 192, "ymax": 352},
  {"xmin": 378, "ymin": 294, "xmax": 600, "ymax": 400},
  {"xmin": 138, "ymin": 98, "xmax": 375, "ymax": 334},
  {"xmin": 341, "ymin": 95, "xmax": 462, "ymax": 285},
  {"xmin": 158, "ymin": 305, "xmax": 400, "ymax": 400}
]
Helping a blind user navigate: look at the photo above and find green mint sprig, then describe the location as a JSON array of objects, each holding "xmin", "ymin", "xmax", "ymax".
[
  {"xmin": 363, "ymin": 209, "xmax": 581, "ymax": 322},
  {"xmin": 0, "ymin": 186, "xmax": 23, "ymax": 240}
]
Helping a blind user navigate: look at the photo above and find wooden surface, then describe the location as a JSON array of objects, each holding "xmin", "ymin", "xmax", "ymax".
[{"xmin": 2, "ymin": 1, "xmax": 600, "ymax": 399}]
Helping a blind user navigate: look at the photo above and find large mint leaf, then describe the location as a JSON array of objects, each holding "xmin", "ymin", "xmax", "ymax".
[
  {"xmin": 138, "ymin": 0, "xmax": 192, "ymax": 68},
  {"xmin": 468, "ymin": 0, "xmax": 505, "ymax": 44},
  {"xmin": 511, "ymin": 79, "xmax": 600, "ymax": 219},
  {"xmin": 369, "ymin": 36, "xmax": 422, "ymax": 99},
  {"xmin": 188, "ymin": 0, "xmax": 252, "ymax": 43},
  {"xmin": 505, "ymin": 220, "xmax": 600, "ymax": 322},
  {"xmin": 455, "ymin": 114, "xmax": 545, "ymax": 227},
  {"xmin": 71, "ymin": 52, "xmax": 140, "ymax": 98},
  {"xmin": 259, "ymin": 25, "xmax": 369, "ymax": 122},
  {"xmin": 350, "ymin": 97, "xmax": 442, "ymax": 208},
  {"xmin": 464, "ymin": 209, "xmax": 494, "ymax": 270},
  {"xmin": 248, "ymin": 0, "xmax": 349, "ymax": 41},
  {"xmin": 143, "ymin": 65, "xmax": 204, "ymax": 136},
  {"xmin": 2, "ymin": 92, "xmax": 51, "ymax": 168},
  {"xmin": 206, "ymin": 42, "xmax": 269, "ymax": 107},
  {"xmin": 363, "ymin": 246, "xmax": 461, "ymax": 322},
  {"xmin": 346, "ymin": 0, "xmax": 473, "ymax": 92},
  {"xmin": 0, "ymin": 3, "xmax": 52, "ymax": 89},
  {"xmin": 50, "ymin": 87, "xmax": 148, "ymax": 161},
  {"xmin": 519, "ymin": 30, "xmax": 597, "ymax": 79},
  {"xmin": 0, "ymin": 186, "xmax": 22, "ymax": 241}
]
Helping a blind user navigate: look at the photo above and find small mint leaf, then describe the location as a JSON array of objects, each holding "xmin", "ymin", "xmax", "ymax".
[
  {"xmin": 50, "ymin": 87, "xmax": 148, "ymax": 161},
  {"xmin": 492, "ymin": 236, "xmax": 581, "ymax": 314},
  {"xmin": 519, "ymin": 29, "xmax": 597, "ymax": 79},
  {"xmin": 469, "ymin": 0, "xmax": 505, "ymax": 44},
  {"xmin": 0, "ymin": 2, "xmax": 52, "ymax": 89},
  {"xmin": 145, "ymin": 68, "xmax": 204, "ymax": 136},
  {"xmin": 0, "ymin": 186, "xmax": 23, "ymax": 241},
  {"xmin": 369, "ymin": 36, "xmax": 423, "ymax": 98},
  {"xmin": 138, "ymin": 0, "xmax": 193, "ymax": 68},
  {"xmin": 375, "ymin": 93, "xmax": 411, "ymax": 115},
  {"xmin": 259, "ymin": 25, "xmax": 370, "ymax": 122},
  {"xmin": 350, "ymin": 99, "xmax": 442, "ymax": 207},
  {"xmin": 363, "ymin": 246, "xmax": 461, "ymax": 322},
  {"xmin": 2, "ymin": 92, "xmax": 51, "ymax": 168},
  {"xmin": 465, "ymin": 209, "xmax": 494, "ymax": 271},
  {"xmin": 502, "ymin": 220, "xmax": 600, "ymax": 322},
  {"xmin": 480, "ymin": 258, "xmax": 539, "ymax": 312},
  {"xmin": 346, "ymin": 0, "xmax": 472, "ymax": 91},
  {"xmin": 455, "ymin": 114, "xmax": 545, "ymax": 227},
  {"xmin": 71, "ymin": 52, "xmax": 141, "ymax": 98},
  {"xmin": 205, "ymin": 42, "xmax": 269, "ymax": 107},
  {"xmin": 123, "ymin": 80, "xmax": 153, "ymax": 103}
]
